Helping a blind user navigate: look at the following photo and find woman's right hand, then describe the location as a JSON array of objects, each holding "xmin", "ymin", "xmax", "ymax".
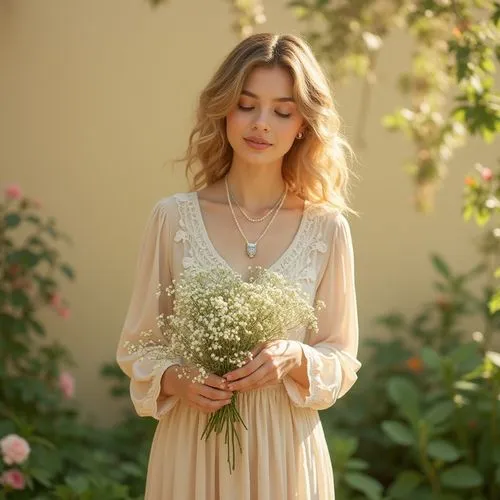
[{"xmin": 161, "ymin": 365, "xmax": 233, "ymax": 414}]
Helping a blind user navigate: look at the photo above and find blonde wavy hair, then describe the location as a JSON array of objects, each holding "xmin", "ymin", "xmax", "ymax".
[{"xmin": 183, "ymin": 32, "xmax": 356, "ymax": 214}]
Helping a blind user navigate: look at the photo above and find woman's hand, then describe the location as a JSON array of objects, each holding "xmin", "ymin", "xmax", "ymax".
[
  {"xmin": 223, "ymin": 340, "xmax": 303, "ymax": 392},
  {"xmin": 161, "ymin": 365, "xmax": 233, "ymax": 414}
]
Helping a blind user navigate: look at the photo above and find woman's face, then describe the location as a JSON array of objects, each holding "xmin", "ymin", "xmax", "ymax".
[{"xmin": 226, "ymin": 66, "xmax": 304, "ymax": 166}]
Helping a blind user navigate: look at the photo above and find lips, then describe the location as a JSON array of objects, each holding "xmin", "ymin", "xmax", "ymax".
[
  {"xmin": 244, "ymin": 136, "xmax": 272, "ymax": 145},
  {"xmin": 244, "ymin": 136, "xmax": 273, "ymax": 151}
]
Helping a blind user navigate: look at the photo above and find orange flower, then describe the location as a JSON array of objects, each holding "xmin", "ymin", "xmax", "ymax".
[
  {"xmin": 464, "ymin": 176, "xmax": 476, "ymax": 187},
  {"xmin": 406, "ymin": 357, "xmax": 424, "ymax": 373}
]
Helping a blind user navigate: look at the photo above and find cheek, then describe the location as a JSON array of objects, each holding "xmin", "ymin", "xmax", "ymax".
[
  {"xmin": 278, "ymin": 119, "xmax": 302, "ymax": 143},
  {"xmin": 226, "ymin": 110, "xmax": 247, "ymax": 135}
]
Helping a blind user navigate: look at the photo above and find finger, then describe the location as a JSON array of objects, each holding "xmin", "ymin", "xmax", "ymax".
[
  {"xmin": 224, "ymin": 357, "xmax": 266, "ymax": 382},
  {"xmin": 251, "ymin": 342, "xmax": 265, "ymax": 357},
  {"xmin": 241, "ymin": 373, "xmax": 276, "ymax": 393},
  {"xmin": 192, "ymin": 394, "xmax": 231, "ymax": 413},
  {"xmin": 204, "ymin": 373, "xmax": 230, "ymax": 390},
  {"xmin": 227, "ymin": 364, "xmax": 270, "ymax": 392},
  {"xmin": 198, "ymin": 384, "xmax": 233, "ymax": 401}
]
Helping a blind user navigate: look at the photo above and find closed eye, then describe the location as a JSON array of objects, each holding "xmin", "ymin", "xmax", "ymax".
[{"xmin": 238, "ymin": 105, "xmax": 291, "ymax": 118}]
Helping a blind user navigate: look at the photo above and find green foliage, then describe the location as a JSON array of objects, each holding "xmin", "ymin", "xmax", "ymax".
[
  {"xmin": 0, "ymin": 187, "xmax": 154, "ymax": 499},
  {"xmin": 290, "ymin": 0, "xmax": 499, "ymax": 213},
  {"xmin": 322, "ymin": 254, "xmax": 500, "ymax": 499}
]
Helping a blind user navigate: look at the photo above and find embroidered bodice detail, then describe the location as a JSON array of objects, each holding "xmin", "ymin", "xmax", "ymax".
[{"xmin": 173, "ymin": 192, "xmax": 329, "ymax": 289}]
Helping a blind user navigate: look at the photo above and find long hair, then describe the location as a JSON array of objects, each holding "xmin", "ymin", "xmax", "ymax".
[{"xmin": 182, "ymin": 33, "xmax": 356, "ymax": 214}]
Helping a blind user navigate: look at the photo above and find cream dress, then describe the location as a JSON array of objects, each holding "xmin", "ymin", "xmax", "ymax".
[{"xmin": 116, "ymin": 192, "xmax": 361, "ymax": 500}]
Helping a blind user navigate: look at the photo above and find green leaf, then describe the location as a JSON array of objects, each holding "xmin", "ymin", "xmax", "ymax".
[
  {"xmin": 424, "ymin": 401, "xmax": 454, "ymax": 426},
  {"xmin": 65, "ymin": 475, "xmax": 89, "ymax": 494},
  {"xmin": 4, "ymin": 213, "xmax": 21, "ymax": 228},
  {"xmin": 30, "ymin": 467, "xmax": 53, "ymax": 487},
  {"xmin": 421, "ymin": 347, "xmax": 441, "ymax": 371},
  {"xmin": 486, "ymin": 351, "xmax": 500, "ymax": 367},
  {"xmin": 454, "ymin": 380, "xmax": 479, "ymax": 392},
  {"xmin": 440, "ymin": 464, "xmax": 483, "ymax": 489},
  {"xmin": 11, "ymin": 289, "xmax": 30, "ymax": 308},
  {"xmin": 432, "ymin": 254, "xmax": 451, "ymax": 278},
  {"xmin": 388, "ymin": 377, "xmax": 420, "ymax": 422},
  {"xmin": 387, "ymin": 470, "xmax": 423, "ymax": 498},
  {"xmin": 344, "ymin": 472, "xmax": 383, "ymax": 500},
  {"xmin": 489, "ymin": 292, "xmax": 500, "ymax": 314},
  {"xmin": 346, "ymin": 458, "xmax": 369, "ymax": 471},
  {"xmin": 427, "ymin": 440, "xmax": 461, "ymax": 462},
  {"xmin": 26, "ymin": 215, "xmax": 41, "ymax": 224},
  {"xmin": 449, "ymin": 343, "xmax": 479, "ymax": 366},
  {"xmin": 118, "ymin": 462, "xmax": 144, "ymax": 478},
  {"xmin": 27, "ymin": 318, "xmax": 45, "ymax": 336},
  {"xmin": 60, "ymin": 263, "xmax": 75, "ymax": 280},
  {"xmin": 382, "ymin": 421, "xmax": 415, "ymax": 445}
]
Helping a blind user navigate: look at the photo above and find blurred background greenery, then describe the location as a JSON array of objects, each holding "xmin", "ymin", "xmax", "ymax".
[{"xmin": 1, "ymin": 0, "xmax": 498, "ymax": 498}]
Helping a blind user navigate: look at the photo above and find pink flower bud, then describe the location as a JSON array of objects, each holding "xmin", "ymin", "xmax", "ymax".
[
  {"xmin": 0, "ymin": 434, "xmax": 30, "ymax": 465},
  {"xmin": 481, "ymin": 168, "xmax": 493, "ymax": 181},
  {"xmin": 58, "ymin": 306, "xmax": 71, "ymax": 319},
  {"xmin": 50, "ymin": 293, "xmax": 62, "ymax": 308},
  {"xmin": 59, "ymin": 371, "xmax": 75, "ymax": 399},
  {"xmin": 5, "ymin": 184, "xmax": 22, "ymax": 200},
  {"xmin": 0, "ymin": 469, "xmax": 26, "ymax": 490}
]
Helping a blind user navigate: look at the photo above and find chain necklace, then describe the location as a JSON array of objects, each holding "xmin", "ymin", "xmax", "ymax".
[
  {"xmin": 225, "ymin": 176, "xmax": 287, "ymax": 258},
  {"xmin": 227, "ymin": 182, "xmax": 286, "ymax": 223}
]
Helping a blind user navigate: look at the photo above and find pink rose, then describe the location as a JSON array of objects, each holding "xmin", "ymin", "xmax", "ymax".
[
  {"xmin": 59, "ymin": 371, "xmax": 75, "ymax": 399},
  {"xmin": 0, "ymin": 434, "xmax": 30, "ymax": 465},
  {"xmin": 481, "ymin": 167, "xmax": 493, "ymax": 181},
  {"xmin": 0, "ymin": 469, "xmax": 26, "ymax": 490},
  {"xmin": 5, "ymin": 184, "xmax": 22, "ymax": 200}
]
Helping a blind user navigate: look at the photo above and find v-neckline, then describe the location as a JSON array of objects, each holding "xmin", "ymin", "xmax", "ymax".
[{"xmin": 191, "ymin": 191, "xmax": 310, "ymax": 275}]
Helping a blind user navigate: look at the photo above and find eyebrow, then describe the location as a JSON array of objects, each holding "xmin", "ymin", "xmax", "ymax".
[{"xmin": 241, "ymin": 90, "xmax": 295, "ymax": 103}]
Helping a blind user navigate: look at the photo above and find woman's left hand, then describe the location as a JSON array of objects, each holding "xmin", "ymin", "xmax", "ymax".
[{"xmin": 223, "ymin": 340, "xmax": 302, "ymax": 392}]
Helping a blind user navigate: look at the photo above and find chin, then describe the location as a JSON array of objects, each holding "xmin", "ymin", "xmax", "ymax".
[{"xmin": 232, "ymin": 147, "xmax": 285, "ymax": 167}]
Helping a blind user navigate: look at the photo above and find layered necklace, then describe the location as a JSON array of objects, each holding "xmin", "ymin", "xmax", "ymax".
[{"xmin": 225, "ymin": 176, "xmax": 287, "ymax": 259}]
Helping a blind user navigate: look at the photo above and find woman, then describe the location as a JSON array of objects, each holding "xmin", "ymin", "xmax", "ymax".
[{"xmin": 116, "ymin": 32, "xmax": 362, "ymax": 499}]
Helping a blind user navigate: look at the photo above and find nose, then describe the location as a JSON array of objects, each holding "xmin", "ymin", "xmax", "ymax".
[{"xmin": 252, "ymin": 110, "xmax": 270, "ymax": 132}]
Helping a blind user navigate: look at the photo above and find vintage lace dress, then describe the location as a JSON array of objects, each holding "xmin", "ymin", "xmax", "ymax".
[{"xmin": 116, "ymin": 192, "xmax": 362, "ymax": 500}]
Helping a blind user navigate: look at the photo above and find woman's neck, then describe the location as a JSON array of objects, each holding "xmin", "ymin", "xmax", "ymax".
[{"xmin": 225, "ymin": 161, "xmax": 286, "ymax": 213}]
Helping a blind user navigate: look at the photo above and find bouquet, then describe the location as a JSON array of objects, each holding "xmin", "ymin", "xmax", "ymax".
[{"xmin": 125, "ymin": 266, "xmax": 322, "ymax": 471}]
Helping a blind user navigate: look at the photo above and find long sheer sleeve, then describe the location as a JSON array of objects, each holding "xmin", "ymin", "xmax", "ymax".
[
  {"xmin": 283, "ymin": 213, "xmax": 362, "ymax": 410},
  {"xmin": 116, "ymin": 200, "xmax": 181, "ymax": 419}
]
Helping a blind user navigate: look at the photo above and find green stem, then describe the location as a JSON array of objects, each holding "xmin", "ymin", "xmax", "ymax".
[
  {"xmin": 200, "ymin": 393, "xmax": 247, "ymax": 474},
  {"xmin": 489, "ymin": 379, "xmax": 499, "ymax": 500},
  {"xmin": 418, "ymin": 423, "xmax": 441, "ymax": 495}
]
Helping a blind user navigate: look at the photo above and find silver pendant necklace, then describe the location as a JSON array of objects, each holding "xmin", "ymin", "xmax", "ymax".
[
  {"xmin": 227, "ymin": 183, "xmax": 286, "ymax": 223},
  {"xmin": 225, "ymin": 176, "xmax": 287, "ymax": 258}
]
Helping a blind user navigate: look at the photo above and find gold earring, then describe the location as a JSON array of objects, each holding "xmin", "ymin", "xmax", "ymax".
[{"xmin": 296, "ymin": 132, "xmax": 303, "ymax": 139}]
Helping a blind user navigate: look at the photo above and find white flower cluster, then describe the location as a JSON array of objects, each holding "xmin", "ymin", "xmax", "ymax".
[{"xmin": 126, "ymin": 266, "xmax": 322, "ymax": 383}]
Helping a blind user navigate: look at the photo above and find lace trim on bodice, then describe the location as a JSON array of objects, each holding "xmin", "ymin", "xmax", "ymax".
[{"xmin": 173, "ymin": 192, "xmax": 328, "ymax": 284}]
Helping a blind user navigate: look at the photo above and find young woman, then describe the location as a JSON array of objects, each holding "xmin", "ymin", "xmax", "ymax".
[{"xmin": 116, "ymin": 32, "xmax": 361, "ymax": 500}]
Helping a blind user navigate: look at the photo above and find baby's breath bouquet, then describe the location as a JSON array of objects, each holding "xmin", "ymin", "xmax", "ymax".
[{"xmin": 125, "ymin": 266, "xmax": 321, "ymax": 471}]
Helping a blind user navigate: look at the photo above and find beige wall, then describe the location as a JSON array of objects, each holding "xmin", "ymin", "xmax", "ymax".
[{"xmin": 1, "ymin": 0, "xmax": 494, "ymax": 425}]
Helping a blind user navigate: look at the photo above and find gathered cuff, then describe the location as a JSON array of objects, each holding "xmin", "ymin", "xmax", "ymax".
[
  {"xmin": 133, "ymin": 358, "xmax": 182, "ymax": 420},
  {"xmin": 283, "ymin": 343, "xmax": 361, "ymax": 410}
]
